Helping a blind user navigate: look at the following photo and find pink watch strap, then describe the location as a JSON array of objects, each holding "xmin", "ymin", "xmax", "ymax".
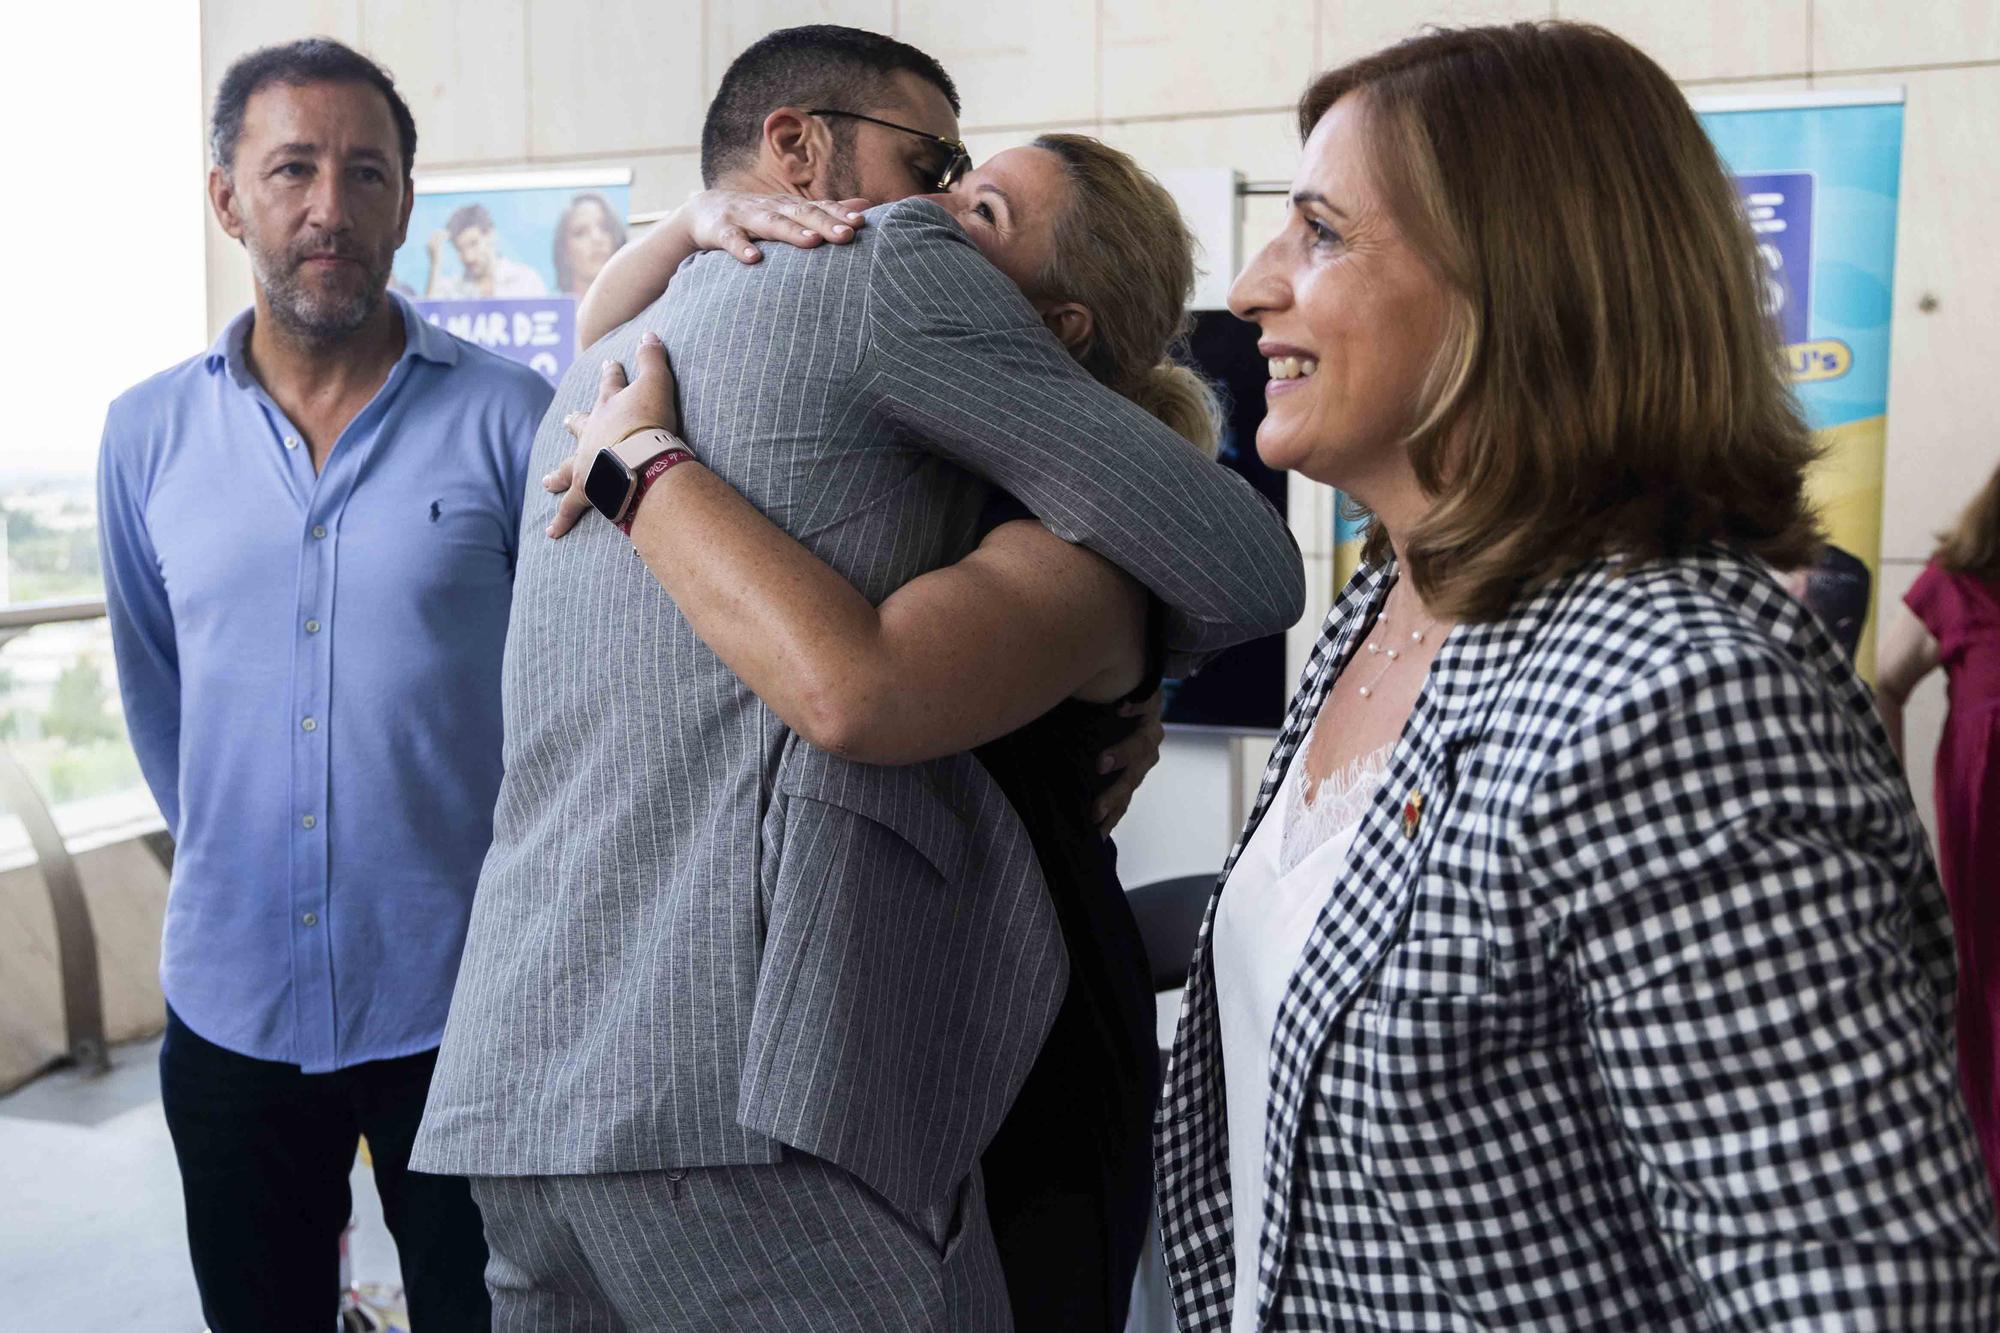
[{"xmin": 616, "ymin": 447, "xmax": 697, "ymax": 535}]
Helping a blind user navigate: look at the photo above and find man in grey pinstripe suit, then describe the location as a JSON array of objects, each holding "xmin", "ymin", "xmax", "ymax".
[{"xmin": 411, "ymin": 26, "xmax": 1304, "ymax": 1329}]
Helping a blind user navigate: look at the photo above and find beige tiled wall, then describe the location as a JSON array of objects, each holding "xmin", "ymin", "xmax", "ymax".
[
  {"xmin": 529, "ymin": 0, "xmax": 707, "ymax": 160},
  {"xmin": 1320, "ymin": 0, "xmax": 1555, "ymax": 64},
  {"xmin": 1099, "ymin": 0, "xmax": 1311, "ymax": 120},
  {"xmin": 1817, "ymin": 63, "xmax": 2000, "ymax": 567},
  {"xmin": 900, "ymin": 3, "xmax": 1097, "ymax": 127},
  {"xmin": 1555, "ymin": 0, "xmax": 1812, "ymax": 80},
  {"xmin": 370, "ymin": 0, "xmax": 531, "ymax": 164},
  {"xmin": 199, "ymin": 0, "xmax": 2000, "ymax": 826},
  {"xmin": 1813, "ymin": 0, "xmax": 2000, "ymax": 70}
]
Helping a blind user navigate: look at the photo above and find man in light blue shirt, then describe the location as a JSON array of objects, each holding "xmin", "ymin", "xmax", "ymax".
[{"xmin": 98, "ymin": 38, "xmax": 550, "ymax": 1331}]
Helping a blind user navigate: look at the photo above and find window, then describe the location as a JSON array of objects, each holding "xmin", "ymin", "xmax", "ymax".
[{"xmin": 0, "ymin": 1, "xmax": 204, "ymax": 857}]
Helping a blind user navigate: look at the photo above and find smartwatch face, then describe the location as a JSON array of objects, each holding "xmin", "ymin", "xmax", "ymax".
[{"xmin": 582, "ymin": 449, "xmax": 636, "ymax": 523}]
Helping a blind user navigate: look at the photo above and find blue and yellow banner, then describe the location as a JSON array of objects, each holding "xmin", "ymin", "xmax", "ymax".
[{"xmin": 1699, "ymin": 91, "xmax": 1905, "ymax": 679}]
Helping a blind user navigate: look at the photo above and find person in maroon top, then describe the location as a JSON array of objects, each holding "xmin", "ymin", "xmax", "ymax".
[{"xmin": 1879, "ymin": 460, "xmax": 2000, "ymax": 1213}]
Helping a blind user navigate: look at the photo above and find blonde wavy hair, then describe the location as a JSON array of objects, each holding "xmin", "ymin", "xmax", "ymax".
[
  {"xmin": 1029, "ymin": 133, "xmax": 1221, "ymax": 456},
  {"xmin": 1302, "ymin": 23, "xmax": 1822, "ymax": 619}
]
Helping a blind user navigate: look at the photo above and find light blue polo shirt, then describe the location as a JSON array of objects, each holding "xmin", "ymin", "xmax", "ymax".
[{"xmin": 98, "ymin": 294, "xmax": 553, "ymax": 1071}]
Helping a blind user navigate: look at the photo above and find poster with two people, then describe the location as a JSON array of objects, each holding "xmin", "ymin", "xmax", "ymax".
[{"xmin": 390, "ymin": 169, "xmax": 634, "ymax": 385}]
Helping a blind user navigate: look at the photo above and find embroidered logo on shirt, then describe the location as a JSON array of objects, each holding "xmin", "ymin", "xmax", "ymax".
[
  {"xmin": 429, "ymin": 500, "xmax": 442, "ymax": 523},
  {"xmin": 1402, "ymin": 789, "xmax": 1423, "ymax": 839}
]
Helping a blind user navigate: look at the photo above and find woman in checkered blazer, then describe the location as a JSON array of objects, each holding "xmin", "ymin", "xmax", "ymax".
[{"xmin": 1157, "ymin": 21, "xmax": 2000, "ymax": 1331}]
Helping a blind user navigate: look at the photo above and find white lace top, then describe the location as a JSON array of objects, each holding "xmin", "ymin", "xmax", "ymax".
[
  {"xmin": 1211, "ymin": 729, "xmax": 1392, "ymax": 1332},
  {"xmin": 1281, "ymin": 741, "xmax": 1393, "ymax": 876}
]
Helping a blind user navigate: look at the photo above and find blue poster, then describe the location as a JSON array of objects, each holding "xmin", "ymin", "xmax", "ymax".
[
  {"xmin": 392, "ymin": 171, "xmax": 632, "ymax": 385},
  {"xmin": 414, "ymin": 298, "xmax": 576, "ymax": 384},
  {"xmin": 1735, "ymin": 170, "xmax": 1815, "ymax": 345},
  {"xmin": 1699, "ymin": 93, "xmax": 1904, "ymax": 675}
]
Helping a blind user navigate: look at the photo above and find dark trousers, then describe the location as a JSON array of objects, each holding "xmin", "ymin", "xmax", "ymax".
[
  {"xmin": 981, "ymin": 984, "xmax": 1158, "ymax": 1332},
  {"xmin": 159, "ymin": 1007, "xmax": 491, "ymax": 1332}
]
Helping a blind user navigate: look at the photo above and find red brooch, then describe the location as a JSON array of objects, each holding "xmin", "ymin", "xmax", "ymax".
[{"xmin": 1401, "ymin": 790, "xmax": 1423, "ymax": 839}]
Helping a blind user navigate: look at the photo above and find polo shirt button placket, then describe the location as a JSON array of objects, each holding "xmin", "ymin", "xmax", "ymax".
[{"xmin": 298, "ymin": 503, "xmax": 336, "ymax": 1065}]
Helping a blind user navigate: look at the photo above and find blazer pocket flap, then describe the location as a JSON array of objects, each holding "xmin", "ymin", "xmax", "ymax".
[
  {"xmin": 1369, "ymin": 935, "xmax": 1489, "ymax": 1000},
  {"xmin": 774, "ymin": 745, "xmax": 968, "ymax": 881}
]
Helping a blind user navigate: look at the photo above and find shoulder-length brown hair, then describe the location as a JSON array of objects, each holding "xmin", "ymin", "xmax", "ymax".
[
  {"xmin": 1936, "ymin": 463, "xmax": 2000, "ymax": 580},
  {"xmin": 1304, "ymin": 22, "xmax": 1821, "ymax": 619}
]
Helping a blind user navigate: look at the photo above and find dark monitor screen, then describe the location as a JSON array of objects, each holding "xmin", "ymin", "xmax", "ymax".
[{"xmin": 1160, "ymin": 309, "xmax": 1288, "ymax": 734}]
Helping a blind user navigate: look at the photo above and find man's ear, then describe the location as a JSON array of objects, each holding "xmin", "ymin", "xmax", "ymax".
[
  {"xmin": 208, "ymin": 164, "xmax": 247, "ymax": 244},
  {"xmin": 760, "ymin": 107, "xmax": 827, "ymax": 191},
  {"xmin": 393, "ymin": 172, "xmax": 415, "ymax": 249},
  {"xmin": 1038, "ymin": 301, "xmax": 1095, "ymax": 354}
]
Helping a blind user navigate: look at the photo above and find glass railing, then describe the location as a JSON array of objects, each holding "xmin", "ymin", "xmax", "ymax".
[
  {"xmin": 2, "ymin": 480, "xmax": 169, "ymax": 1076},
  {"xmin": 1, "ymin": 479, "xmax": 162, "ymax": 865}
]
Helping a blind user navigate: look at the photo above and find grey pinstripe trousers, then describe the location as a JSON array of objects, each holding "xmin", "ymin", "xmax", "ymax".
[{"xmin": 470, "ymin": 1153, "xmax": 1012, "ymax": 1331}]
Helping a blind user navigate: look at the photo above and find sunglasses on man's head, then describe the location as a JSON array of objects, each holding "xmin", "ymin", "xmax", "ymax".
[{"xmin": 808, "ymin": 109, "xmax": 972, "ymax": 192}]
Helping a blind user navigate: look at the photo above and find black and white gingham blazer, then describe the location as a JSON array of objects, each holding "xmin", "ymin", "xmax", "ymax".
[{"xmin": 1157, "ymin": 545, "xmax": 2000, "ymax": 1330}]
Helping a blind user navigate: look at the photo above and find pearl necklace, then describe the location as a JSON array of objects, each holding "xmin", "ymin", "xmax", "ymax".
[{"xmin": 1354, "ymin": 602, "xmax": 1437, "ymax": 702}]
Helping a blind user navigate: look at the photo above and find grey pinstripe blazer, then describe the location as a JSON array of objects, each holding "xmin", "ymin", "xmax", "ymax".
[{"xmin": 412, "ymin": 200, "xmax": 1304, "ymax": 1215}]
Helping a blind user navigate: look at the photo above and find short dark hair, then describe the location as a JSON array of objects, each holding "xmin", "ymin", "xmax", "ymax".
[
  {"xmin": 446, "ymin": 203, "xmax": 494, "ymax": 238},
  {"xmin": 699, "ymin": 25, "xmax": 959, "ymax": 186},
  {"xmin": 210, "ymin": 37, "xmax": 418, "ymax": 183}
]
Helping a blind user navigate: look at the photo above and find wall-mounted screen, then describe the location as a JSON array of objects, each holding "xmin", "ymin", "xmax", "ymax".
[{"xmin": 1161, "ymin": 309, "xmax": 1288, "ymax": 735}]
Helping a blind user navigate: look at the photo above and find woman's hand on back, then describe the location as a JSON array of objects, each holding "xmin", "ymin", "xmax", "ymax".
[
  {"xmin": 1095, "ymin": 689, "xmax": 1165, "ymax": 833},
  {"xmin": 577, "ymin": 192, "xmax": 873, "ymax": 346},
  {"xmin": 683, "ymin": 189, "xmax": 872, "ymax": 264},
  {"xmin": 545, "ymin": 333, "xmax": 681, "ymax": 538}
]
